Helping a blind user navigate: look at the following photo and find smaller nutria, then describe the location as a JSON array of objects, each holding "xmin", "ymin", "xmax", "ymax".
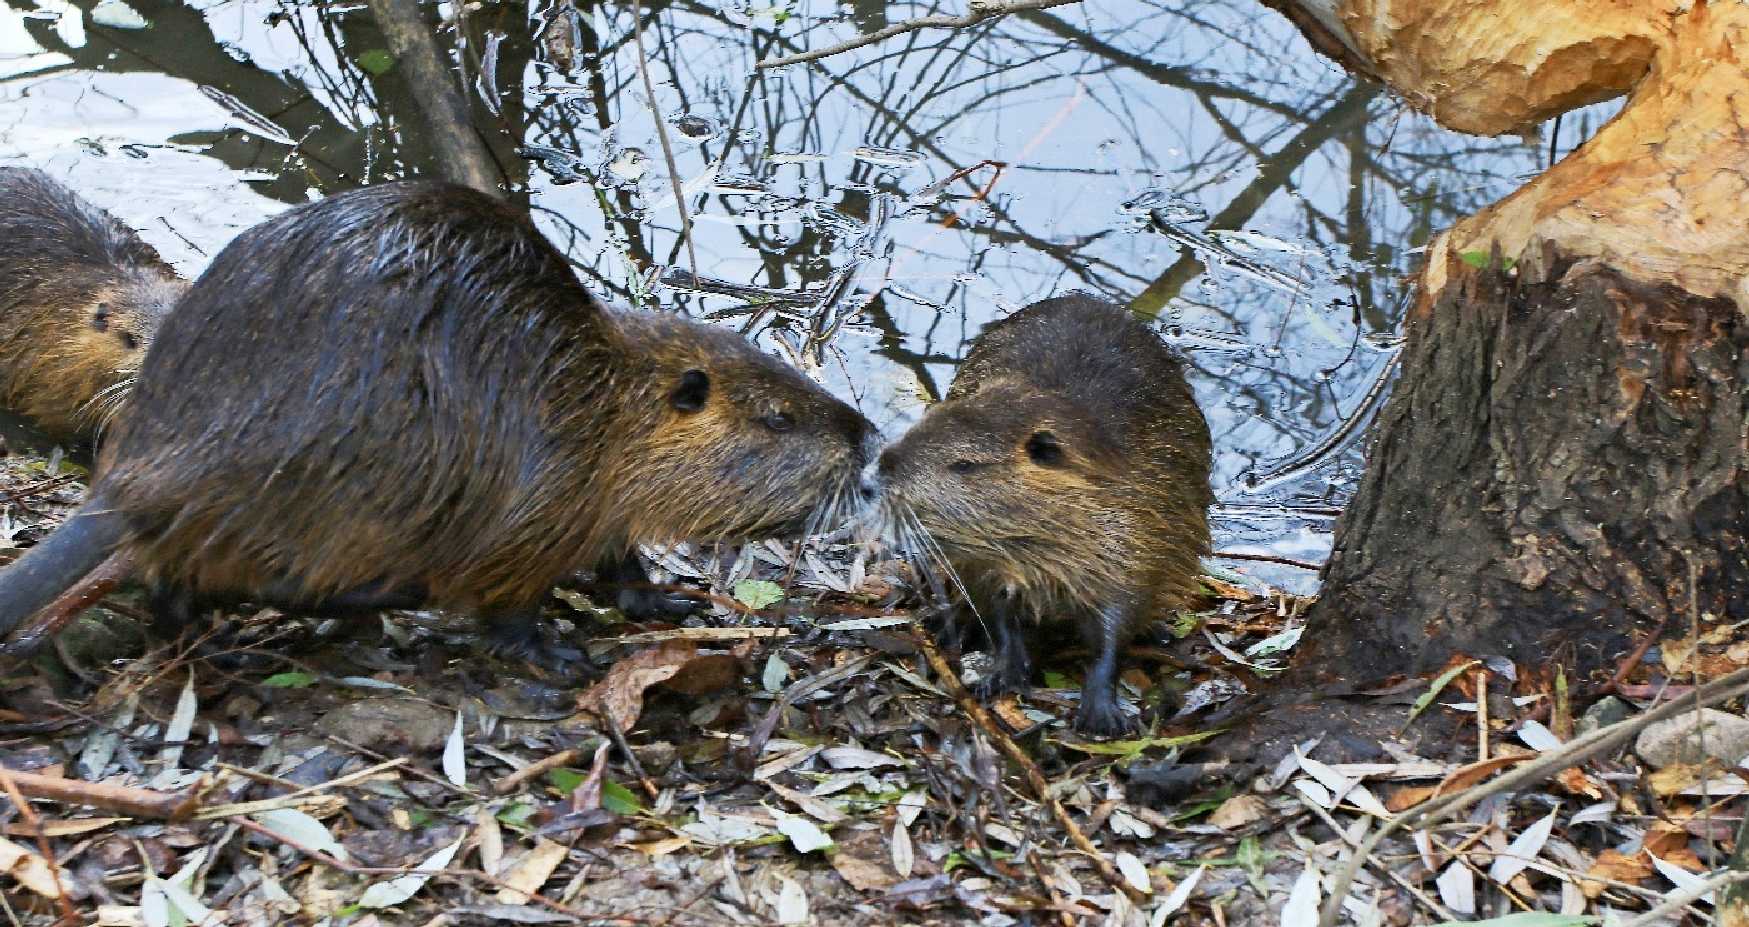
[
  {"xmin": 0, "ymin": 181, "xmax": 876, "ymax": 664},
  {"xmin": 870, "ymin": 295, "xmax": 1212, "ymax": 736},
  {"xmin": 0, "ymin": 168, "xmax": 186, "ymax": 442}
]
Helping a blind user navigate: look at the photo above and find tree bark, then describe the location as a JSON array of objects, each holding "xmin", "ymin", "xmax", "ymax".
[{"xmin": 1263, "ymin": 1, "xmax": 1749, "ymax": 682}]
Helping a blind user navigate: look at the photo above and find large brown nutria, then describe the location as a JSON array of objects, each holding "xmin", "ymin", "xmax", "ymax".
[
  {"xmin": 0, "ymin": 180, "xmax": 876, "ymax": 661},
  {"xmin": 0, "ymin": 167, "xmax": 186, "ymax": 443},
  {"xmin": 870, "ymin": 295, "xmax": 1212, "ymax": 736}
]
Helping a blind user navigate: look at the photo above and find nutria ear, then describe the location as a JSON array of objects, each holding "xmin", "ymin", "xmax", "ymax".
[
  {"xmin": 670, "ymin": 369, "xmax": 710, "ymax": 412},
  {"xmin": 1025, "ymin": 430, "xmax": 1065, "ymax": 467}
]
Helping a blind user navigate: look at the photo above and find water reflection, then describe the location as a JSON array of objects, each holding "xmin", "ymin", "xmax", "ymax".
[{"xmin": 0, "ymin": 0, "xmax": 1620, "ymax": 591}]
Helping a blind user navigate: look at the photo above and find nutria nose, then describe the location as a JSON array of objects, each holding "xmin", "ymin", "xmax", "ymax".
[{"xmin": 858, "ymin": 458, "xmax": 881, "ymax": 501}]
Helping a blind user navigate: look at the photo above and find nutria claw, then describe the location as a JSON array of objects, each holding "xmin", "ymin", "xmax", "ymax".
[{"xmin": 1072, "ymin": 693, "xmax": 1137, "ymax": 739}]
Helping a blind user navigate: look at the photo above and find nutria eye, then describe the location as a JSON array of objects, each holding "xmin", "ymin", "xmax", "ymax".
[
  {"xmin": 90, "ymin": 304, "xmax": 111, "ymax": 332},
  {"xmin": 118, "ymin": 332, "xmax": 139, "ymax": 350},
  {"xmin": 1025, "ymin": 430, "xmax": 1065, "ymax": 467},
  {"xmin": 670, "ymin": 369, "xmax": 710, "ymax": 413},
  {"xmin": 760, "ymin": 411, "xmax": 794, "ymax": 433},
  {"xmin": 948, "ymin": 460, "xmax": 979, "ymax": 474}
]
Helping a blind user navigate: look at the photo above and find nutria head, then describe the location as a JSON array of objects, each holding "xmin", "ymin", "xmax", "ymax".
[
  {"xmin": 870, "ymin": 380, "xmax": 1135, "ymax": 607},
  {"xmin": 0, "ymin": 168, "xmax": 186, "ymax": 441},
  {"xmin": 597, "ymin": 310, "xmax": 879, "ymax": 547}
]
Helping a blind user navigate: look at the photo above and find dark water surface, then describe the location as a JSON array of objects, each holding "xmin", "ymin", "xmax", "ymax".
[{"xmin": 0, "ymin": 0, "xmax": 1617, "ymax": 591}]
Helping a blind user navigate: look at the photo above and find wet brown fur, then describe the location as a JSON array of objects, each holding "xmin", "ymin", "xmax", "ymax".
[
  {"xmin": 874, "ymin": 294, "xmax": 1212, "ymax": 734},
  {"xmin": 0, "ymin": 168, "xmax": 185, "ymax": 441},
  {"xmin": 66, "ymin": 181, "xmax": 871, "ymax": 642}
]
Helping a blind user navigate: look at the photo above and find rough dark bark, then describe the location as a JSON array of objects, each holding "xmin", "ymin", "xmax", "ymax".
[{"xmin": 1293, "ymin": 251, "xmax": 1749, "ymax": 684}]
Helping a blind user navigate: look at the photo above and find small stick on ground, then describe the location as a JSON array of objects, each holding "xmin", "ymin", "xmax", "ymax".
[
  {"xmin": 910, "ymin": 627, "xmax": 1147, "ymax": 905},
  {"xmin": 367, "ymin": 0, "xmax": 502, "ymax": 197},
  {"xmin": 1316, "ymin": 662, "xmax": 1749, "ymax": 927},
  {"xmin": 0, "ymin": 766, "xmax": 199, "ymax": 822},
  {"xmin": 1475, "ymin": 668, "xmax": 1489, "ymax": 762},
  {"xmin": 0, "ymin": 770, "xmax": 78, "ymax": 925},
  {"xmin": 0, "ymin": 551, "xmax": 133, "ymax": 657},
  {"xmin": 494, "ymin": 747, "xmax": 583, "ymax": 795}
]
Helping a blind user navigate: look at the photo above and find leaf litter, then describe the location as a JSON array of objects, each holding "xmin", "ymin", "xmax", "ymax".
[{"xmin": 0, "ymin": 460, "xmax": 1747, "ymax": 924}]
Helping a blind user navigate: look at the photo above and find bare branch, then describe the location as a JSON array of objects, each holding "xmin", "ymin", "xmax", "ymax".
[
  {"xmin": 368, "ymin": 0, "xmax": 504, "ymax": 197},
  {"xmin": 756, "ymin": 0, "xmax": 1083, "ymax": 69}
]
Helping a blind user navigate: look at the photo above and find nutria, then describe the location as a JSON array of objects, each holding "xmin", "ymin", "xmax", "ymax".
[
  {"xmin": 870, "ymin": 295, "xmax": 1212, "ymax": 736},
  {"xmin": 0, "ymin": 180, "xmax": 876, "ymax": 661},
  {"xmin": 0, "ymin": 167, "xmax": 186, "ymax": 443}
]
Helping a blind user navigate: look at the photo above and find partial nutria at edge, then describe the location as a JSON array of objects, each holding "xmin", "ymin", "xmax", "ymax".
[
  {"xmin": 870, "ymin": 295, "xmax": 1213, "ymax": 736},
  {"xmin": 0, "ymin": 180, "xmax": 876, "ymax": 662},
  {"xmin": 0, "ymin": 167, "xmax": 186, "ymax": 442}
]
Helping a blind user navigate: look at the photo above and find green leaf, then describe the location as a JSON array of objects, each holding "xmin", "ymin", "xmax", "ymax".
[
  {"xmin": 1168, "ymin": 611, "xmax": 1201, "ymax": 639},
  {"xmin": 496, "ymin": 800, "xmax": 536, "ymax": 830},
  {"xmin": 602, "ymin": 779, "xmax": 643, "ymax": 815},
  {"xmin": 1041, "ymin": 671, "xmax": 1073, "ymax": 689},
  {"xmin": 733, "ymin": 580, "xmax": 785, "ymax": 610},
  {"xmin": 261, "ymin": 672, "xmax": 315, "ymax": 688},
  {"xmin": 1459, "ymin": 250, "xmax": 1491, "ymax": 269},
  {"xmin": 1430, "ymin": 915, "xmax": 1598, "ymax": 927},
  {"xmin": 1405, "ymin": 660, "xmax": 1479, "ymax": 727},
  {"xmin": 356, "ymin": 49, "xmax": 396, "ymax": 75},
  {"xmin": 546, "ymin": 768, "xmax": 587, "ymax": 793}
]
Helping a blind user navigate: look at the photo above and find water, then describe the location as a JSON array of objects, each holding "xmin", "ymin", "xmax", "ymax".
[{"xmin": 0, "ymin": 0, "xmax": 1621, "ymax": 592}]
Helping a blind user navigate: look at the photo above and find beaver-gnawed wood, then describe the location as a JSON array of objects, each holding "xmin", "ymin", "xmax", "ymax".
[
  {"xmin": 0, "ymin": 168, "xmax": 185, "ymax": 443},
  {"xmin": 872, "ymin": 295, "xmax": 1212, "ymax": 736},
  {"xmin": 0, "ymin": 181, "xmax": 875, "ymax": 660}
]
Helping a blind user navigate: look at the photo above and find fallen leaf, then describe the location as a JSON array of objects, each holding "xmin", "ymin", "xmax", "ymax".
[
  {"xmin": 1115, "ymin": 851, "xmax": 1153, "ymax": 895},
  {"xmin": 1647, "ymin": 762, "xmax": 1708, "ymax": 797},
  {"xmin": 828, "ymin": 828, "xmax": 898, "ymax": 891},
  {"xmin": 496, "ymin": 839, "xmax": 568, "ymax": 905},
  {"xmin": 1435, "ymin": 860, "xmax": 1475, "ymax": 915},
  {"xmin": 1662, "ymin": 635, "xmax": 1698, "ymax": 674},
  {"xmin": 358, "ymin": 838, "xmax": 463, "ymax": 909},
  {"xmin": 1489, "ymin": 810, "xmax": 1557, "ymax": 884},
  {"xmin": 1207, "ymin": 794, "xmax": 1267, "ymax": 830},
  {"xmin": 775, "ymin": 874, "xmax": 809, "ymax": 924},
  {"xmin": 443, "ymin": 712, "xmax": 466, "ymax": 787},
  {"xmin": 1580, "ymin": 849, "xmax": 1652, "ymax": 899},
  {"xmin": 1552, "ymin": 767, "xmax": 1604, "ymax": 799},
  {"xmin": 576, "ymin": 641, "xmax": 699, "ymax": 730},
  {"xmin": 1280, "ymin": 862, "xmax": 1320, "ymax": 926},
  {"xmin": 0, "ymin": 835, "xmax": 71, "ymax": 899},
  {"xmin": 660, "ymin": 653, "xmax": 741, "ymax": 696},
  {"xmin": 766, "ymin": 781, "xmax": 847, "ymax": 824},
  {"xmin": 771, "ymin": 809, "xmax": 834, "ymax": 853},
  {"xmin": 1153, "ymin": 865, "xmax": 1205, "ymax": 921},
  {"xmin": 253, "ymin": 809, "xmax": 347, "ymax": 861},
  {"xmin": 628, "ymin": 836, "xmax": 690, "ymax": 856}
]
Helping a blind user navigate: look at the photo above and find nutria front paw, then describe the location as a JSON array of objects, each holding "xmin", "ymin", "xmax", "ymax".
[
  {"xmin": 482, "ymin": 620, "xmax": 593, "ymax": 680},
  {"xmin": 1072, "ymin": 694, "xmax": 1136, "ymax": 739},
  {"xmin": 615, "ymin": 587, "xmax": 699, "ymax": 620}
]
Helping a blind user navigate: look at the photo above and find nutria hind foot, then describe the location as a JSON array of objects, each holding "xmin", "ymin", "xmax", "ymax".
[
  {"xmin": 482, "ymin": 609, "xmax": 592, "ymax": 679},
  {"xmin": 593, "ymin": 551, "xmax": 698, "ymax": 620},
  {"xmin": 1071, "ymin": 604, "xmax": 1137, "ymax": 738}
]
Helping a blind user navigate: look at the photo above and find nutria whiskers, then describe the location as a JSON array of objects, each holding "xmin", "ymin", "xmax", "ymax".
[
  {"xmin": 0, "ymin": 167, "xmax": 185, "ymax": 442},
  {"xmin": 0, "ymin": 180, "xmax": 876, "ymax": 663},
  {"xmin": 870, "ymin": 294, "xmax": 1212, "ymax": 736}
]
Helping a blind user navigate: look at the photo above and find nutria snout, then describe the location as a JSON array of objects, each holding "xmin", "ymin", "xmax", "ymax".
[
  {"xmin": 869, "ymin": 294, "xmax": 1213, "ymax": 736},
  {"xmin": 0, "ymin": 167, "xmax": 185, "ymax": 442},
  {"xmin": 0, "ymin": 180, "xmax": 875, "ymax": 664}
]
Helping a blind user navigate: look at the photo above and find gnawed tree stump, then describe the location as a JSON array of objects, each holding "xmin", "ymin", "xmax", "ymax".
[{"xmin": 1268, "ymin": 1, "xmax": 1749, "ymax": 683}]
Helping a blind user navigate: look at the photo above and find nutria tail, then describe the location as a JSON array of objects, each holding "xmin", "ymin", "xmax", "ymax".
[{"xmin": 0, "ymin": 498, "xmax": 126, "ymax": 640}]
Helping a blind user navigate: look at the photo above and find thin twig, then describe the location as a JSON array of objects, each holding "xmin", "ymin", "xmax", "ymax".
[
  {"xmin": 494, "ymin": 747, "xmax": 583, "ymax": 795},
  {"xmin": 756, "ymin": 0, "xmax": 1083, "ymax": 68},
  {"xmin": 627, "ymin": 0, "xmax": 698, "ymax": 282},
  {"xmin": 1316, "ymin": 663, "xmax": 1749, "ymax": 927},
  {"xmin": 1209, "ymin": 550, "xmax": 1324, "ymax": 571},
  {"xmin": 911, "ymin": 627, "xmax": 1146, "ymax": 904},
  {"xmin": 0, "ymin": 766, "xmax": 199, "ymax": 821}
]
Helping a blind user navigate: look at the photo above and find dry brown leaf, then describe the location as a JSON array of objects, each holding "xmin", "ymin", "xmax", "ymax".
[
  {"xmin": 1645, "ymin": 821, "xmax": 1706, "ymax": 871},
  {"xmin": 830, "ymin": 828, "xmax": 899, "ymax": 892},
  {"xmin": 575, "ymin": 641, "xmax": 699, "ymax": 730},
  {"xmin": 1434, "ymin": 754, "xmax": 1532, "ymax": 797},
  {"xmin": 767, "ymin": 781, "xmax": 848, "ymax": 824},
  {"xmin": 1207, "ymin": 794, "xmax": 1267, "ymax": 830},
  {"xmin": 1726, "ymin": 640, "xmax": 1749, "ymax": 665},
  {"xmin": 1553, "ymin": 766, "xmax": 1605, "ymax": 799},
  {"xmin": 495, "ymin": 838, "xmax": 569, "ymax": 905},
  {"xmin": 1580, "ymin": 849, "xmax": 1652, "ymax": 899},
  {"xmin": 659, "ymin": 653, "xmax": 741, "ymax": 696},
  {"xmin": 0, "ymin": 834, "xmax": 69, "ymax": 899},
  {"xmin": 1648, "ymin": 763, "xmax": 1709, "ymax": 797},
  {"xmin": 627, "ymin": 836, "xmax": 690, "ymax": 857},
  {"xmin": 1386, "ymin": 783, "xmax": 1439, "ymax": 812},
  {"xmin": 2, "ymin": 817, "xmax": 126, "ymax": 838}
]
